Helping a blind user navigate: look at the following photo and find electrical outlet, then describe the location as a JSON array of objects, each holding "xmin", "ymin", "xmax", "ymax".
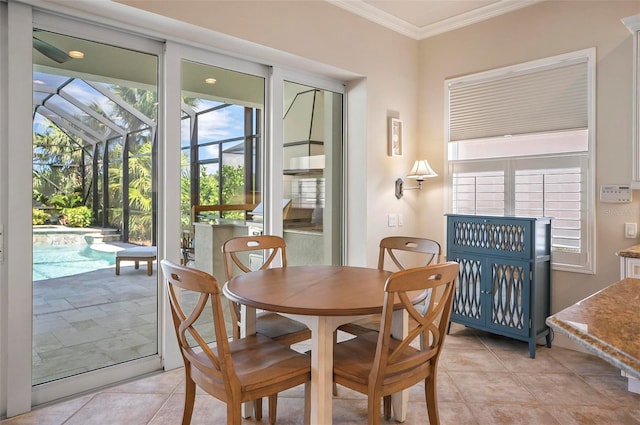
[{"xmin": 388, "ymin": 213, "xmax": 397, "ymax": 227}]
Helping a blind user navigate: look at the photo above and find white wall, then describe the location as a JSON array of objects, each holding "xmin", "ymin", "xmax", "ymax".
[{"xmin": 417, "ymin": 0, "xmax": 640, "ymax": 347}]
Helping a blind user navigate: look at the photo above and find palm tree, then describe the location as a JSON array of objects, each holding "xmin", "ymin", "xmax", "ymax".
[{"xmin": 33, "ymin": 121, "xmax": 88, "ymax": 209}]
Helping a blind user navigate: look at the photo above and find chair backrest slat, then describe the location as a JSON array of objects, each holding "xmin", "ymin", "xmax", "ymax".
[
  {"xmin": 161, "ymin": 260, "xmax": 238, "ymax": 388},
  {"xmin": 223, "ymin": 235, "xmax": 287, "ymax": 280},
  {"xmin": 378, "ymin": 236, "xmax": 442, "ymax": 271},
  {"xmin": 222, "ymin": 235, "xmax": 287, "ymax": 339},
  {"xmin": 370, "ymin": 262, "xmax": 458, "ymax": 382}
]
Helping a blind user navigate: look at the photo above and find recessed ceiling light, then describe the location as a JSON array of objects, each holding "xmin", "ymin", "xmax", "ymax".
[
  {"xmin": 68, "ymin": 50, "xmax": 84, "ymax": 59},
  {"xmin": 205, "ymin": 78, "xmax": 217, "ymax": 84}
]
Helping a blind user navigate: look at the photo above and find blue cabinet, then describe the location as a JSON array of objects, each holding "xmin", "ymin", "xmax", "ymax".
[{"xmin": 446, "ymin": 214, "xmax": 552, "ymax": 358}]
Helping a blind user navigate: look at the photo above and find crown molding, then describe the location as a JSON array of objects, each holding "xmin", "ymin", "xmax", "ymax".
[
  {"xmin": 326, "ymin": 0, "xmax": 421, "ymax": 39},
  {"xmin": 328, "ymin": 0, "xmax": 544, "ymax": 40},
  {"xmin": 622, "ymin": 12, "xmax": 640, "ymax": 33}
]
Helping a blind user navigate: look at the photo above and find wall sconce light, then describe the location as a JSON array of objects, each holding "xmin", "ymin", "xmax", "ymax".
[{"xmin": 395, "ymin": 159, "xmax": 437, "ymax": 199}]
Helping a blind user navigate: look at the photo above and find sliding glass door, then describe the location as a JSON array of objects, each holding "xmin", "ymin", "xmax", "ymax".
[
  {"xmin": 2, "ymin": 10, "xmax": 165, "ymax": 409},
  {"xmin": 32, "ymin": 29, "xmax": 160, "ymax": 387},
  {"xmin": 282, "ymin": 81, "xmax": 343, "ymax": 265},
  {"xmin": 179, "ymin": 56, "xmax": 266, "ymax": 341}
]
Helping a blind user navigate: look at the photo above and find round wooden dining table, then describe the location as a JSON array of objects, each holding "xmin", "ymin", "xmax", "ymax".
[{"xmin": 223, "ymin": 264, "xmax": 410, "ymax": 425}]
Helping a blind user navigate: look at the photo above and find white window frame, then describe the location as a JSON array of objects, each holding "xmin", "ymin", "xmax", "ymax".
[{"xmin": 445, "ymin": 48, "xmax": 596, "ymax": 274}]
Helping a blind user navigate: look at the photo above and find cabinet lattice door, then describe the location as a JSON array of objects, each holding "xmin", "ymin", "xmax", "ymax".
[{"xmin": 446, "ymin": 214, "xmax": 551, "ymax": 358}]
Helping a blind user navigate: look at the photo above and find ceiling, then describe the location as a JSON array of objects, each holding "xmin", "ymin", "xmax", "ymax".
[{"xmin": 328, "ymin": 0, "xmax": 543, "ymax": 40}]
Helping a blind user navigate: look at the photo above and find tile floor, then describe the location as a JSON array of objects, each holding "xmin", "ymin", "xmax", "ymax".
[{"xmin": 3, "ymin": 323, "xmax": 640, "ymax": 425}]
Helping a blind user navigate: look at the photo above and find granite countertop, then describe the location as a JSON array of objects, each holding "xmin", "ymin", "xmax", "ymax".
[
  {"xmin": 618, "ymin": 245, "xmax": 640, "ymax": 258},
  {"xmin": 546, "ymin": 278, "xmax": 640, "ymax": 379}
]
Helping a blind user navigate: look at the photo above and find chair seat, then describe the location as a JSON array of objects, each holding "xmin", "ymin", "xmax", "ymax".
[
  {"xmin": 338, "ymin": 315, "xmax": 381, "ymax": 336},
  {"xmin": 339, "ymin": 307, "xmax": 423, "ymax": 336},
  {"xmin": 191, "ymin": 334, "xmax": 310, "ymax": 395},
  {"xmin": 333, "ymin": 332, "xmax": 423, "ymax": 389},
  {"xmin": 256, "ymin": 312, "xmax": 311, "ymax": 345}
]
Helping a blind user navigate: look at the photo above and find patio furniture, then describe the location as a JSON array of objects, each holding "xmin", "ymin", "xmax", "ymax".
[
  {"xmin": 180, "ymin": 225, "xmax": 195, "ymax": 266},
  {"xmin": 161, "ymin": 260, "xmax": 310, "ymax": 425},
  {"xmin": 332, "ymin": 262, "xmax": 459, "ymax": 425},
  {"xmin": 115, "ymin": 246, "xmax": 157, "ymax": 276}
]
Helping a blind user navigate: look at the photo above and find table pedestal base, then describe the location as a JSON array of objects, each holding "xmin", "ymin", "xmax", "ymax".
[{"xmin": 283, "ymin": 311, "xmax": 409, "ymax": 425}]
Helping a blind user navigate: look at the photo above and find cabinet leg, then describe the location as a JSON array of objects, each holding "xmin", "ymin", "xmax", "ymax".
[
  {"xmin": 545, "ymin": 332, "xmax": 552, "ymax": 348},
  {"xmin": 528, "ymin": 340, "xmax": 536, "ymax": 358}
]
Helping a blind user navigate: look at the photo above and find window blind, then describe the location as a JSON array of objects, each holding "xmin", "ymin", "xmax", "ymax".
[
  {"xmin": 515, "ymin": 166, "xmax": 583, "ymax": 253},
  {"xmin": 451, "ymin": 156, "xmax": 588, "ymax": 269},
  {"xmin": 449, "ymin": 59, "xmax": 588, "ymax": 142},
  {"xmin": 452, "ymin": 170, "xmax": 505, "ymax": 216}
]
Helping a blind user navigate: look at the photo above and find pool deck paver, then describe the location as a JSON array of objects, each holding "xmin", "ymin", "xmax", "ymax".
[
  {"xmin": 31, "ymin": 247, "xmax": 232, "ymax": 386},
  {"xmin": 32, "ymin": 264, "xmax": 158, "ymax": 385}
]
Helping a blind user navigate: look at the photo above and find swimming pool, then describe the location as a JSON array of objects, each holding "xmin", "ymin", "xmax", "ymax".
[{"xmin": 33, "ymin": 244, "xmax": 116, "ymax": 281}]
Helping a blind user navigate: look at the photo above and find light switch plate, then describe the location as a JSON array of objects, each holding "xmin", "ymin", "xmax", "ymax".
[{"xmin": 625, "ymin": 222, "xmax": 637, "ymax": 238}]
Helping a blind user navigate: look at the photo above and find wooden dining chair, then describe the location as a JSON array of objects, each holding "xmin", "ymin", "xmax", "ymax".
[
  {"xmin": 332, "ymin": 262, "xmax": 459, "ymax": 425},
  {"xmin": 222, "ymin": 235, "xmax": 311, "ymax": 345},
  {"xmin": 378, "ymin": 236, "xmax": 443, "ymax": 271},
  {"xmin": 340, "ymin": 236, "xmax": 443, "ymax": 336},
  {"xmin": 161, "ymin": 259, "xmax": 311, "ymax": 425}
]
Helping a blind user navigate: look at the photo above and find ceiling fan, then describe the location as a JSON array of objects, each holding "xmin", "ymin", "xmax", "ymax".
[{"xmin": 33, "ymin": 31, "xmax": 71, "ymax": 64}]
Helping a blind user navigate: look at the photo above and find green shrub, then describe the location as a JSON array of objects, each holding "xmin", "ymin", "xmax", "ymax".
[
  {"xmin": 32, "ymin": 208, "xmax": 51, "ymax": 225},
  {"xmin": 61, "ymin": 206, "xmax": 93, "ymax": 227},
  {"xmin": 49, "ymin": 193, "xmax": 82, "ymax": 209}
]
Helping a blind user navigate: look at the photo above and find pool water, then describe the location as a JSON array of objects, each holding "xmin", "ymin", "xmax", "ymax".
[{"xmin": 33, "ymin": 244, "xmax": 116, "ymax": 281}]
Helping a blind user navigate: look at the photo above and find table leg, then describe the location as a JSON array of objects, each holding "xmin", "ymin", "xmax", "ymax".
[
  {"xmin": 281, "ymin": 314, "xmax": 359, "ymax": 425},
  {"xmin": 391, "ymin": 309, "xmax": 409, "ymax": 422},
  {"xmin": 308, "ymin": 315, "xmax": 333, "ymax": 425},
  {"xmin": 240, "ymin": 305, "xmax": 257, "ymax": 418},
  {"xmin": 240, "ymin": 305, "xmax": 256, "ymax": 337}
]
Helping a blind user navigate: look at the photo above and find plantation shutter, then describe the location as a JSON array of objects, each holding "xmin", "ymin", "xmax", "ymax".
[{"xmin": 448, "ymin": 58, "xmax": 588, "ymax": 142}]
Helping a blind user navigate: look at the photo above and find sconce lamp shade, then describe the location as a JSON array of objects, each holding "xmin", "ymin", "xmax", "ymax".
[
  {"xmin": 395, "ymin": 159, "xmax": 437, "ymax": 199},
  {"xmin": 406, "ymin": 159, "xmax": 438, "ymax": 181}
]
